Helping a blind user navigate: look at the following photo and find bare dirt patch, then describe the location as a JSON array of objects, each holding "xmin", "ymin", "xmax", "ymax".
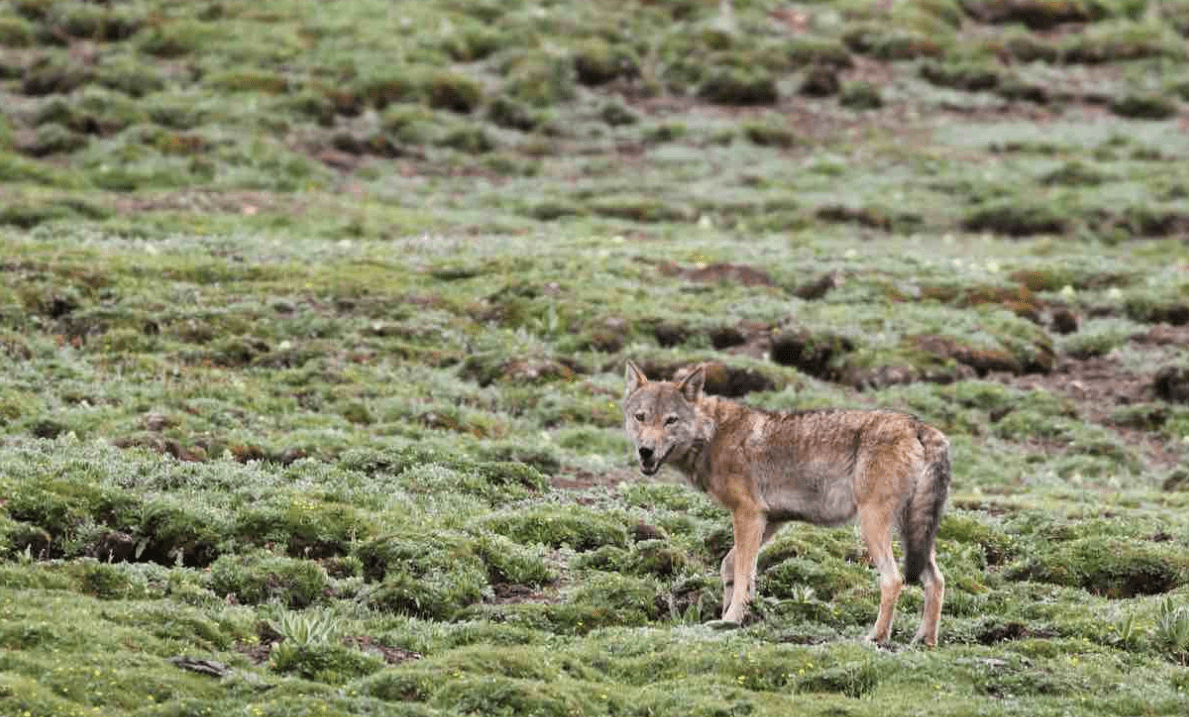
[
  {"xmin": 489, "ymin": 583, "xmax": 560, "ymax": 606},
  {"xmin": 343, "ymin": 636, "xmax": 422, "ymax": 665},
  {"xmin": 978, "ymin": 621, "xmax": 1057, "ymax": 645},
  {"xmin": 653, "ymin": 258, "xmax": 776, "ymax": 288},
  {"xmin": 1004, "ymin": 352, "xmax": 1184, "ymax": 471},
  {"xmin": 110, "ymin": 189, "xmax": 293, "ymax": 216},
  {"xmin": 550, "ymin": 466, "xmax": 637, "ymax": 491}
]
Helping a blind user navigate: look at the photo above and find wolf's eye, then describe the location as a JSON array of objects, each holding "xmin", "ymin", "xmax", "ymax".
[
  {"xmin": 634, "ymin": 412, "xmax": 645, "ymax": 422},
  {"xmin": 664, "ymin": 415, "xmax": 678, "ymax": 426}
]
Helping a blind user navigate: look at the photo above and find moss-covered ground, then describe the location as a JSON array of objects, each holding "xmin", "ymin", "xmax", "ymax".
[{"xmin": 3, "ymin": 0, "xmax": 1189, "ymax": 715}]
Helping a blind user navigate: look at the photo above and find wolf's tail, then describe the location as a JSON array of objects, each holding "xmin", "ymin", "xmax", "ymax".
[{"xmin": 903, "ymin": 423, "xmax": 951, "ymax": 584}]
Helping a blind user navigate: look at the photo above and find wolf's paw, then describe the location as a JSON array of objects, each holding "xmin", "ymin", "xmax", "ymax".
[{"xmin": 704, "ymin": 619, "xmax": 742, "ymax": 631}]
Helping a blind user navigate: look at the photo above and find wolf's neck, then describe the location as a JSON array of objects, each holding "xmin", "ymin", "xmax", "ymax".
[{"xmin": 670, "ymin": 401, "xmax": 718, "ymax": 490}]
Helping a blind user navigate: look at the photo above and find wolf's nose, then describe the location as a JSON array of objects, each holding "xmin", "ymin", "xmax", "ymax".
[{"xmin": 638, "ymin": 447, "xmax": 654, "ymax": 461}]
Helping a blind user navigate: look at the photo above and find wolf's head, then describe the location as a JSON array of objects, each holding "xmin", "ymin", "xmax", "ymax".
[{"xmin": 622, "ymin": 361, "xmax": 706, "ymax": 476}]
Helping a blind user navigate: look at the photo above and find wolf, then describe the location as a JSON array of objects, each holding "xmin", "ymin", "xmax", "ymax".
[{"xmin": 622, "ymin": 361, "xmax": 951, "ymax": 646}]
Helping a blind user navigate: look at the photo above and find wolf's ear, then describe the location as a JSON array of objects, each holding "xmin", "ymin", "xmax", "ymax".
[
  {"xmin": 624, "ymin": 360, "xmax": 648, "ymax": 397},
  {"xmin": 677, "ymin": 364, "xmax": 705, "ymax": 402}
]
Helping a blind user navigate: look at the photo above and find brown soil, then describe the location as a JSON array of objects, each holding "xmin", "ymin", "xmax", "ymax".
[
  {"xmin": 550, "ymin": 466, "xmax": 637, "ymax": 491},
  {"xmin": 111, "ymin": 189, "xmax": 291, "ymax": 216},
  {"xmin": 489, "ymin": 583, "xmax": 561, "ymax": 606},
  {"xmin": 653, "ymin": 258, "xmax": 776, "ymax": 288},
  {"xmin": 342, "ymin": 636, "xmax": 422, "ymax": 665},
  {"xmin": 1002, "ymin": 347, "xmax": 1184, "ymax": 471},
  {"xmin": 234, "ymin": 638, "xmax": 276, "ymax": 665}
]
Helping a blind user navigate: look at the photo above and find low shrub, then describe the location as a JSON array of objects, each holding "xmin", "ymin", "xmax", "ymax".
[
  {"xmin": 208, "ymin": 553, "xmax": 330, "ymax": 608},
  {"xmin": 479, "ymin": 504, "xmax": 627, "ymax": 551},
  {"xmin": 742, "ymin": 119, "xmax": 795, "ymax": 148},
  {"xmin": 962, "ymin": 200, "xmax": 1069, "ymax": 236},
  {"xmin": 502, "ymin": 51, "xmax": 575, "ymax": 106},
  {"xmin": 1061, "ymin": 21, "xmax": 1186, "ymax": 63},
  {"xmin": 564, "ymin": 572, "xmax": 666, "ymax": 627},
  {"xmin": 20, "ymin": 56, "xmax": 91, "ymax": 95},
  {"xmin": 270, "ymin": 642, "xmax": 386, "ymax": 684},
  {"xmin": 486, "ymin": 95, "xmax": 539, "ymax": 131},
  {"xmin": 365, "ymin": 570, "xmax": 484, "ymax": 620},
  {"xmin": 697, "ymin": 67, "xmax": 778, "ymax": 105},
  {"xmin": 1109, "ymin": 93, "xmax": 1178, "ymax": 120},
  {"xmin": 573, "ymin": 38, "xmax": 638, "ymax": 85},
  {"xmin": 1006, "ymin": 536, "xmax": 1189, "ymax": 598},
  {"xmin": 840, "ymin": 81, "xmax": 883, "ymax": 110},
  {"xmin": 235, "ymin": 497, "xmax": 375, "ymax": 558},
  {"xmin": 843, "ymin": 23, "xmax": 947, "ymax": 60},
  {"xmin": 919, "ymin": 60, "xmax": 1001, "ymax": 91},
  {"xmin": 427, "ymin": 71, "xmax": 483, "ymax": 113}
]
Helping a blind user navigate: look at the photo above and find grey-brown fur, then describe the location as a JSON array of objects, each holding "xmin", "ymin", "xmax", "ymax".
[{"xmin": 623, "ymin": 361, "xmax": 951, "ymax": 646}]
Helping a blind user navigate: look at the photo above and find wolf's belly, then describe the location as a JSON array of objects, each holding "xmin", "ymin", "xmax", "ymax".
[{"xmin": 763, "ymin": 481, "xmax": 858, "ymax": 527}]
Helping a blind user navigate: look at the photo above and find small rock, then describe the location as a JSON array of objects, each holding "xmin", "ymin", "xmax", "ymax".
[
  {"xmin": 29, "ymin": 418, "xmax": 67, "ymax": 439},
  {"xmin": 709, "ymin": 326, "xmax": 747, "ymax": 350},
  {"xmin": 684, "ymin": 262, "xmax": 775, "ymax": 288},
  {"xmin": 143, "ymin": 412, "xmax": 170, "ymax": 432},
  {"xmin": 279, "ymin": 446, "xmax": 308, "ymax": 465},
  {"xmin": 1154, "ymin": 365, "xmax": 1189, "ymax": 403},
  {"xmin": 632, "ymin": 522, "xmax": 667, "ymax": 542},
  {"xmin": 663, "ymin": 361, "xmax": 777, "ymax": 397},
  {"xmin": 1050, "ymin": 307, "xmax": 1078, "ymax": 334},
  {"xmin": 911, "ymin": 334, "xmax": 1024, "ymax": 376},
  {"xmin": 164, "ymin": 439, "xmax": 205, "ymax": 462},
  {"xmin": 1134, "ymin": 324, "xmax": 1182, "ymax": 345},
  {"xmin": 654, "ymin": 322, "xmax": 688, "ymax": 348},
  {"xmin": 1163, "ymin": 467, "xmax": 1188, "ymax": 492},
  {"xmin": 771, "ymin": 329, "xmax": 854, "ymax": 379},
  {"xmin": 843, "ymin": 365, "xmax": 919, "ymax": 391},
  {"xmin": 793, "ymin": 272, "xmax": 840, "ymax": 301},
  {"xmin": 586, "ymin": 317, "xmax": 629, "ymax": 353},
  {"xmin": 47, "ymin": 292, "xmax": 80, "ymax": 318},
  {"xmin": 96, "ymin": 531, "xmax": 137, "ymax": 563},
  {"xmin": 798, "ymin": 66, "xmax": 840, "ymax": 97},
  {"xmin": 170, "ymin": 657, "xmax": 232, "ymax": 678},
  {"xmin": 228, "ymin": 444, "xmax": 269, "ymax": 463}
]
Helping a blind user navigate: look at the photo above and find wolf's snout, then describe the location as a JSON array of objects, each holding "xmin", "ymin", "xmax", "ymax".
[{"xmin": 637, "ymin": 445, "xmax": 661, "ymax": 476}]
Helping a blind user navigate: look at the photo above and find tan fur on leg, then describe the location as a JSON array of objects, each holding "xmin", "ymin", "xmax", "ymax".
[
  {"xmin": 859, "ymin": 510, "xmax": 902, "ymax": 644},
  {"xmin": 723, "ymin": 508, "xmax": 765, "ymax": 623},
  {"xmin": 913, "ymin": 552, "xmax": 945, "ymax": 647}
]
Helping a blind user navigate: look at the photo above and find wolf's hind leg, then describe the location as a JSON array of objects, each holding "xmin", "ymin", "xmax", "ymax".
[{"xmin": 912, "ymin": 551, "xmax": 945, "ymax": 647}]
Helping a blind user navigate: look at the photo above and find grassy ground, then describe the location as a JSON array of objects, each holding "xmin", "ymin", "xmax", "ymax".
[{"xmin": 2, "ymin": 0, "xmax": 1189, "ymax": 715}]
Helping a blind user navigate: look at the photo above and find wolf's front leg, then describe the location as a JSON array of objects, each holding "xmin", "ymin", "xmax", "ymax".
[
  {"xmin": 722, "ymin": 509, "xmax": 765, "ymax": 624},
  {"xmin": 720, "ymin": 547, "xmax": 737, "ymax": 614}
]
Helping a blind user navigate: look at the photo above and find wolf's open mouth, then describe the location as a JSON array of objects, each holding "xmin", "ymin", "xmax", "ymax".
[{"xmin": 639, "ymin": 446, "xmax": 672, "ymax": 476}]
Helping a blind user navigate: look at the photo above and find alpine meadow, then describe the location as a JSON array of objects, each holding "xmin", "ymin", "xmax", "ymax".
[{"xmin": 2, "ymin": 1, "xmax": 1189, "ymax": 716}]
